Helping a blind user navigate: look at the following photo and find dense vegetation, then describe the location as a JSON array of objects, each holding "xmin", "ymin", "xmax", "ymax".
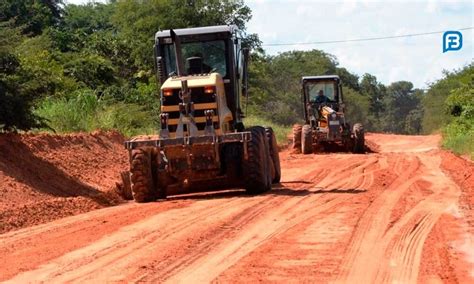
[
  {"xmin": 0, "ymin": 1, "xmax": 472, "ymax": 156},
  {"xmin": 423, "ymin": 65, "xmax": 473, "ymax": 157}
]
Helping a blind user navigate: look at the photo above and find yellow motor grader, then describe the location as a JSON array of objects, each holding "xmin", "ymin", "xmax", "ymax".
[
  {"xmin": 120, "ymin": 25, "xmax": 280, "ymax": 202},
  {"xmin": 293, "ymin": 75, "xmax": 365, "ymax": 154}
]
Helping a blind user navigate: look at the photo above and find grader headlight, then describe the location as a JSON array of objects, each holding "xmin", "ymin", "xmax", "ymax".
[
  {"xmin": 163, "ymin": 89, "xmax": 173, "ymax": 97},
  {"xmin": 204, "ymin": 86, "xmax": 215, "ymax": 94}
]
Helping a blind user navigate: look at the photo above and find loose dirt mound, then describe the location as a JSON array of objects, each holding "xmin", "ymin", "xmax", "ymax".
[
  {"xmin": 0, "ymin": 131, "xmax": 128, "ymax": 233},
  {"xmin": 440, "ymin": 150, "xmax": 474, "ymax": 232}
]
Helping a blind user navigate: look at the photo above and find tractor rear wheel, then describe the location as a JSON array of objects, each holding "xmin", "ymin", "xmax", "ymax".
[
  {"xmin": 353, "ymin": 123, "xmax": 365, "ymax": 153},
  {"xmin": 292, "ymin": 124, "xmax": 302, "ymax": 151},
  {"xmin": 130, "ymin": 147, "xmax": 156, "ymax": 202},
  {"xmin": 244, "ymin": 127, "xmax": 272, "ymax": 194},
  {"xmin": 265, "ymin": 127, "xmax": 281, "ymax": 183},
  {"xmin": 301, "ymin": 124, "xmax": 313, "ymax": 154}
]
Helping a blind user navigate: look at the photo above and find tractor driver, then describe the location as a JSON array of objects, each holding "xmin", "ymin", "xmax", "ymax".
[{"xmin": 314, "ymin": 90, "xmax": 330, "ymax": 104}]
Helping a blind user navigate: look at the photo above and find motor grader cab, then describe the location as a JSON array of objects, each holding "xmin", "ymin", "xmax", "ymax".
[
  {"xmin": 292, "ymin": 75, "xmax": 365, "ymax": 154},
  {"xmin": 121, "ymin": 25, "xmax": 281, "ymax": 202}
]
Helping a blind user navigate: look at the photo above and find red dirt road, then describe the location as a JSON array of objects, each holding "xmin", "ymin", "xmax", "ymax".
[{"xmin": 0, "ymin": 133, "xmax": 473, "ymax": 283}]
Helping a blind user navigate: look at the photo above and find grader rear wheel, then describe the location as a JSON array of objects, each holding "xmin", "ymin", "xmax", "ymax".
[
  {"xmin": 265, "ymin": 127, "xmax": 281, "ymax": 183},
  {"xmin": 130, "ymin": 148, "xmax": 156, "ymax": 202},
  {"xmin": 244, "ymin": 127, "xmax": 272, "ymax": 194}
]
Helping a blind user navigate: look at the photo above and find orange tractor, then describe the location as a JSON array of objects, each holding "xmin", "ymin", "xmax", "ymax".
[{"xmin": 293, "ymin": 75, "xmax": 365, "ymax": 154}]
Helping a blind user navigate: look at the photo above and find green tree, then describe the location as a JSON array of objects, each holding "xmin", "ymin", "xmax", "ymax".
[
  {"xmin": 383, "ymin": 81, "xmax": 423, "ymax": 134},
  {"xmin": 337, "ymin": 67, "xmax": 360, "ymax": 91},
  {"xmin": 442, "ymin": 81, "xmax": 474, "ymax": 157},
  {"xmin": 0, "ymin": 23, "xmax": 47, "ymax": 130},
  {"xmin": 359, "ymin": 73, "xmax": 386, "ymax": 131},
  {"xmin": 0, "ymin": 0, "xmax": 63, "ymax": 35},
  {"xmin": 112, "ymin": 0, "xmax": 256, "ymax": 71},
  {"xmin": 422, "ymin": 64, "xmax": 473, "ymax": 133},
  {"xmin": 49, "ymin": 2, "xmax": 116, "ymax": 52},
  {"xmin": 343, "ymin": 86, "xmax": 369, "ymax": 126}
]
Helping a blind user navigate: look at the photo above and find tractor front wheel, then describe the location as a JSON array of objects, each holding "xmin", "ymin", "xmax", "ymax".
[{"xmin": 301, "ymin": 124, "xmax": 313, "ymax": 154}]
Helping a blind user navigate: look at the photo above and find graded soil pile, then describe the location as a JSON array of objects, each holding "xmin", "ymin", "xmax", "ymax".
[{"xmin": 0, "ymin": 131, "xmax": 128, "ymax": 233}]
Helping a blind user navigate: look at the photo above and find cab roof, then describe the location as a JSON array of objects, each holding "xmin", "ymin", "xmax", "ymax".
[
  {"xmin": 302, "ymin": 75, "xmax": 340, "ymax": 81},
  {"xmin": 155, "ymin": 25, "xmax": 236, "ymax": 40}
]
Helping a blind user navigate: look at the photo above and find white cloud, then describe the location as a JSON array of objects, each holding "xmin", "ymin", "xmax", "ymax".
[{"xmin": 337, "ymin": 0, "xmax": 357, "ymax": 16}]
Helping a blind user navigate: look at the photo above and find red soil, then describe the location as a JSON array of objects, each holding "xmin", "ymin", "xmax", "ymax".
[
  {"xmin": 0, "ymin": 131, "xmax": 128, "ymax": 233},
  {"xmin": 0, "ymin": 132, "xmax": 472, "ymax": 283}
]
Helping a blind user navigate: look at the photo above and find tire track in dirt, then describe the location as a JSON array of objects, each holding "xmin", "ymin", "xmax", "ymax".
[
  {"xmin": 375, "ymin": 154, "xmax": 461, "ymax": 283},
  {"xmin": 135, "ymin": 193, "xmax": 304, "ymax": 282},
  {"xmin": 162, "ymin": 195, "xmax": 343, "ymax": 283},
  {"xmin": 337, "ymin": 150, "xmax": 463, "ymax": 283},
  {"xmin": 336, "ymin": 154, "xmax": 421, "ymax": 283},
  {"xmin": 130, "ymin": 159, "xmax": 342, "ymax": 282},
  {"xmin": 0, "ymin": 202, "xmax": 192, "ymax": 281},
  {"xmin": 5, "ymin": 198, "xmax": 248, "ymax": 283},
  {"xmin": 5, "ymin": 158, "xmax": 328, "ymax": 283},
  {"xmin": 159, "ymin": 156, "xmax": 380, "ymax": 283},
  {"xmin": 10, "ymin": 155, "xmax": 373, "ymax": 283},
  {"xmin": 213, "ymin": 154, "xmax": 386, "ymax": 282}
]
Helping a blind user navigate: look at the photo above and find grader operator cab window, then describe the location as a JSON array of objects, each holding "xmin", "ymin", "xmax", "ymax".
[
  {"xmin": 163, "ymin": 40, "xmax": 227, "ymax": 76},
  {"xmin": 307, "ymin": 81, "xmax": 336, "ymax": 103}
]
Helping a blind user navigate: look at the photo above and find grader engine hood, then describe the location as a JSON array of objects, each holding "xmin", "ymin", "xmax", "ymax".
[{"xmin": 160, "ymin": 73, "xmax": 233, "ymax": 139}]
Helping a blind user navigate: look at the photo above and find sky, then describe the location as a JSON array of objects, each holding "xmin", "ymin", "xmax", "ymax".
[
  {"xmin": 66, "ymin": 0, "xmax": 473, "ymax": 88},
  {"xmin": 246, "ymin": 0, "xmax": 473, "ymax": 88}
]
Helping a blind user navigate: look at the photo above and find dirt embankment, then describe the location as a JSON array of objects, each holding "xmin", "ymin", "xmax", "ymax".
[{"xmin": 0, "ymin": 131, "xmax": 128, "ymax": 233}]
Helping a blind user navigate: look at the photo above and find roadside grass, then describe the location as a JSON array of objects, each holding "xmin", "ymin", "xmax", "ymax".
[
  {"xmin": 244, "ymin": 114, "xmax": 292, "ymax": 145},
  {"xmin": 35, "ymin": 92, "xmax": 157, "ymax": 137},
  {"xmin": 35, "ymin": 93, "xmax": 291, "ymax": 144},
  {"xmin": 442, "ymin": 119, "xmax": 474, "ymax": 159}
]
